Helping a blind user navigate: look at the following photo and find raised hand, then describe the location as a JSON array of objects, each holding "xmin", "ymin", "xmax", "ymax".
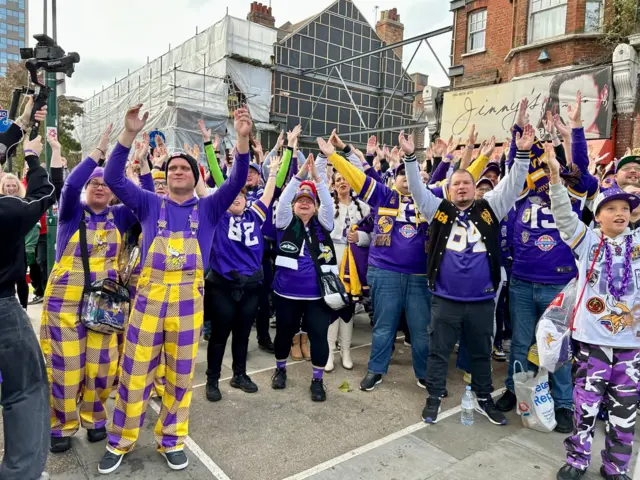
[
  {"xmin": 330, "ymin": 129, "xmax": 346, "ymax": 150},
  {"xmin": 466, "ymin": 124, "xmax": 478, "ymax": 147},
  {"xmin": 124, "ymin": 104, "xmax": 149, "ymax": 134},
  {"xmin": 308, "ymin": 153, "xmax": 320, "ymax": 182},
  {"xmin": 269, "ymin": 155, "xmax": 282, "ymax": 175},
  {"xmin": 480, "ymin": 135, "xmax": 496, "ymax": 158},
  {"xmin": 97, "ymin": 123, "xmax": 113, "ymax": 156},
  {"xmin": 567, "ymin": 90, "xmax": 582, "ymax": 128},
  {"xmin": 275, "ymin": 130, "xmax": 285, "ymax": 151},
  {"xmin": 515, "ymin": 124, "xmax": 535, "ymax": 151},
  {"xmin": 135, "ymin": 131, "xmax": 150, "ymax": 162},
  {"xmin": 23, "ymin": 134, "xmax": 43, "ymax": 157},
  {"xmin": 234, "ymin": 106, "xmax": 253, "ymax": 138},
  {"xmin": 542, "ymin": 110, "xmax": 555, "ymax": 136},
  {"xmin": 425, "ymin": 147, "xmax": 433, "ymax": 161},
  {"xmin": 287, "ymin": 124, "xmax": 302, "ymax": 150},
  {"xmin": 297, "ymin": 154, "xmax": 311, "ymax": 179},
  {"xmin": 389, "ymin": 146, "xmax": 401, "ymax": 167},
  {"xmin": 367, "ymin": 135, "xmax": 377, "ymax": 155},
  {"xmin": 553, "ymin": 114, "xmax": 570, "ymax": 138},
  {"xmin": 398, "ymin": 130, "xmax": 415, "ymax": 155},
  {"xmin": 515, "ymin": 97, "xmax": 530, "ymax": 128},
  {"xmin": 543, "ymin": 142, "xmax": 561, "ymax": 182},
  {"xmin": 433, "ymin": 138, "xmax": 447, "ymax": 157},
  {"xmin": 46, "ymin": 129, "xmax": 61, "ymax": 151},
  {"xmin": 213, "ymin": 134, "xmax": 220, "ymax": 152},
  {"xmin": 198, "ymin": 119, "xmax": 211, "ymax": 143},
  {"xmin": 317, "ymin": 137, "xmax": 335, "ymax": 157},
  {"xmin": 446, "ymin": 135, "xmax": 460, "ymax": 156}
]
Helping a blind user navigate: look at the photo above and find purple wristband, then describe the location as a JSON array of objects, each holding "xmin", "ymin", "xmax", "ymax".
[
  {"xmin": 24, "ymin": 149, "xmax": 39, "ymax": 157},
  {"xmin": 445, "ymin": 154, "xmax": 454, "ymax": 160}
]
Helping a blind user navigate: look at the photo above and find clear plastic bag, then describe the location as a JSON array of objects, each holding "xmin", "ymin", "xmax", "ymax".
[
  {"xmin": 513, "ymin": 361, "xmax": 557, "ymax": 433},
  {"xmin": 535, "ymin": 278, "xmax": 576, "ymax": 373},
  {"xmin": 80, "ymin": 278, "xmax": 130, "ymax": 335}
]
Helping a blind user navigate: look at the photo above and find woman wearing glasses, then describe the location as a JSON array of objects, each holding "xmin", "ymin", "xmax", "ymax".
[{"xmin": 40, "ymin": 124, "xmax": 149, "ymax": 455}]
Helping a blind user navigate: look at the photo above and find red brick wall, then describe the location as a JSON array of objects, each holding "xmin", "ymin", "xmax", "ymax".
[{"xmin": 452, "ymin": 0, "xmax": 613, "ymax": 88}]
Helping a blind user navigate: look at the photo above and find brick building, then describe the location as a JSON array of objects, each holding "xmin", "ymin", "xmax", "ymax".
[{"xmin": 430, "ymin": 0, "xmax": 640, "ymax": 158}]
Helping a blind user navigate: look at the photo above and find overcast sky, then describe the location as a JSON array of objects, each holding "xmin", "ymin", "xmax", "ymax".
[{"xmin": 27, "ymin": 0, "xmax": 452, "ymax": 100}]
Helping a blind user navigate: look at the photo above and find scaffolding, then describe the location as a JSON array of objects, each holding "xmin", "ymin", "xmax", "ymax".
[{"xmin": 75, "ymin": 15, "xmax": 278, "ymax": 157}]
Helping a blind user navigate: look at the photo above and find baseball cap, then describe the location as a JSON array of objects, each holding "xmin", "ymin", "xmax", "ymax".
[{"xmin": 593, "ymin": 185, "xmax": 640, "ymax": 214}]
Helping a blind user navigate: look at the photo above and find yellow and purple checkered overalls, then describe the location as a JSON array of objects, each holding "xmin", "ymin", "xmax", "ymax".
[
  {"xmin": 107, "ymin": 201, "xmax": 204, "ymax": 454},
  {"xmin": 40, "ymin": 210, "xmax": 121, "ymax": 437}
]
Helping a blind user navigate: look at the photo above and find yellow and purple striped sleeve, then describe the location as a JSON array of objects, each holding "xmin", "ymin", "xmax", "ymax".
[{"xmin": 328, "ymin": 152, "xmax": 377, "ymax": 203}]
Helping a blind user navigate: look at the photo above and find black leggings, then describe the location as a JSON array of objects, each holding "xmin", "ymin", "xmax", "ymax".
[
  {"xmin": 274, "ymin": 295, "xmax": 331, "ymax": 367},
  {"xmin": 206, "ymin": 282, "xmax": 261, "ymax": 382}
]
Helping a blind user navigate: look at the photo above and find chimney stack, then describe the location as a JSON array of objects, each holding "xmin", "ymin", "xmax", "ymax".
[
  {"xmin": 376, "ymin": 8, "xmax": 404, "ymax": 59},
  {"xmin": 247, "ymin": 1, "xmax": 276, "ymax": 28}
]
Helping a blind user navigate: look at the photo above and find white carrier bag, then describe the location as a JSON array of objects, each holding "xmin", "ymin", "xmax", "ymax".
[{"xmin": 513, "ymin": 361, "xmax": 557, "ymax": 433}]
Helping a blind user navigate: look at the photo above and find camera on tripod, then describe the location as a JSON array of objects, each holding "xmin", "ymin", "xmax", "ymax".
[{"xmin": 19, "ymin": 34, "xmax": 80, "ymax": 84}]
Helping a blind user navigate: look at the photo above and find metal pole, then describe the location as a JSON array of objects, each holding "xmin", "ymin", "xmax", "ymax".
[
  {"xmin": 425, "ymin": 39, "xmax": 449, "ymax": 79},
  {"xmin": 52, "ymin": 0, "xmax": 57, "ymax": 41},
  {"xmin": 302, "ymin": 67, "xmax": 334, "ymax": 136},
  {"xmin": 45, "ymin": 2, "xmax": 58, "ymax": 275},
  {"xmin": 43, "ymin": 0, "xmax": 47, "ymax": 34},
  {"xmin": 335, "ymin": 66, "xmax": 366, "ymax": 129}
]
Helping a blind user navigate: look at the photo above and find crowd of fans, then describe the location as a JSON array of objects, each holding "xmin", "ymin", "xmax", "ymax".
[{"xmin": 0, "ymin": 89, "xmax": 638, "ymax": 480}]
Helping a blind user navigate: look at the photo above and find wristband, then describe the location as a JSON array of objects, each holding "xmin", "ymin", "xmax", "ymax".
[
  {"xmin": 445, "ymin": 154, "xmax": 454, "ymax": 160},
  {"xmin": 96, "ymin": 147, "xmax": 105, "ymax": 155},
  {"xmin": 24, "ymin": 149, "xmax": 39, "ymax": 157}
]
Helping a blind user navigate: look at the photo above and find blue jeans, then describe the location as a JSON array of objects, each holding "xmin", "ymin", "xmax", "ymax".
[
  {"xmin": 367, "ymin": 266, "xmax": 431, "ymax": 379},
  {"xmin": 505, "ymin": 277, "xmax": 573, "ymax": 409},
  {"xmin": 0, "ymin": 296, "xmax": 49, "ymax": 480}
]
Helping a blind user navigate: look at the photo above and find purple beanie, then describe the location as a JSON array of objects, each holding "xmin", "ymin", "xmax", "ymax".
[{"xmin": 86, "ymin": 167, "xmax": 105, "ymax": 185}]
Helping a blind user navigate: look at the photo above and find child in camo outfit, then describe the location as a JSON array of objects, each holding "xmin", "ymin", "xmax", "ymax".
[{"xmin": 548, "ymin": 145, "xmax": 640, "ymax": 480}]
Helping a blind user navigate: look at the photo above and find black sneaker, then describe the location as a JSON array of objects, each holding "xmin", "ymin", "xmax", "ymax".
[
  {"xmin": 310, "ymin": 378, "xmax": 326, "ymax": 402},
  {"xmin": 163, "ymin": 450, "xmax": 189, "ymax": 470},
  {"xmin": 230, "ymin": 373, "xmax": 258, "ymax": 393},
  {"xmin": 360, "ymin": 372, "xmax": 382, "ymax": 391},
  {"xmin": 556, "ymin": 463, "xmax": 586, "ymax": 479},
  {"xmin": 599, "ymin": 465, "xmax": 630, "ymax": 480},
  {"xmin": 29, "ymin": 295, "xmax": 44, "ymax": 305},
  {"xmin": 422, "ymin": 396, "xmax": 441, "ymax": 423},
  {"xmin": 258, "ymin": 337, "xmax": 275, "ymax": 354},
  {"xmin": 206, "ymin": 381, "xmax": 222, "ymax": 402},
  {"xmin": 50, "ymin": 436, "xmax": 71, "ymax": 453},
  {"xmin": 496, "ymin": 389, "xmax": 517, "ymax": 412},
  {"xmin": 98, "ymin": 451, "xmax": 124, "ymax": 474},
  {"xmin": 203, "ymin": 333, "xmax": 211, "ymax": 342},
  {"xmin": 476, "ymin": 396, "xmax": 507, "ymax": 425},
  {"xmin": 271, "ymin": 367, "xmax": 287, "ymax": 389},
  {"xmin": 87, "ymin": 426, "xmax": 107, "ymax": 443},
  {"xmin": 554, "ymin": 407, "xmax": 574, "ymax": 434}
]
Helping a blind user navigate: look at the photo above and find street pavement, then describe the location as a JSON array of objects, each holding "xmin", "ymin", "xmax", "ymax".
[{"xmin": 2, "ymin": 301, "xmax": 637, "ymax": 480}]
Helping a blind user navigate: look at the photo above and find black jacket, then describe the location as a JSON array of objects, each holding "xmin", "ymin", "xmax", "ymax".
[{"xmin": 0, "ymin": 142, "xmax": 56, "ymax": 298}]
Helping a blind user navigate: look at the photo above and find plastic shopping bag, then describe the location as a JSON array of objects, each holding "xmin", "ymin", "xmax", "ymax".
[
  {"xmin": 535, "ymin": 278, "xmax": 576, "ymax": 373},
  {"xmin": 513, "ymin": 361, "xmax": 557, "ymax": 433}
]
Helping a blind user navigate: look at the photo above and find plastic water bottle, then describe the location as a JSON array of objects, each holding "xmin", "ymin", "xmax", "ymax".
[{"xmin": 461, "ymin": 386, "xmax": 475, "ymax": 426}]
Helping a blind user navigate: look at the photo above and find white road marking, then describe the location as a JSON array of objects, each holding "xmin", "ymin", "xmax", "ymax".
[
  {"xmin": 282, "ymin": 388, "xmax": 506, "ymax": 480},
  {"xmin": 149, "ymin": 398, "xmax": 231, "ymax": 480}
]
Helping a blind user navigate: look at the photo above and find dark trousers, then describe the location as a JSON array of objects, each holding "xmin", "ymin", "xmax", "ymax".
[
  {"xmin": 426, "ymin": 295, "xmax": 494, "ymax": 398},
  {"xmin": 35, "ymin": 234, "xmax": 48, "ymax": 296},
  {"xmin": 256, "ymin": 243, "xmax": 275, "ymax": 341},
  {"xmin": 0, "ymin": 296, "xmax": 49, "ymax": 480},
  {"xmin": 494, "ymin": 263, "xmax": 512, "ymax": 346},
  {"xmin": 16, "ymin": 278, "xmax": 28, "ymax": 309},
  {"xmin": 206, "ymin": 282, "xmax": 261, "ymax": 382},
  {"xmin": 274, "ymin": 295, "xmax": 331, "ymax": 367}
]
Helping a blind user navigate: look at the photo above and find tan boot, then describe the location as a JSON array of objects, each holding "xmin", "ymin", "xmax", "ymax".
[
  {"xmin": 291, "ymin": 333, "xmax": 303, "ymax": 360},
  {"xmin": 301, "ymin": 332, "xmax": 311, "ymax": 361},
  {"xmin": 325, "ymin": 321, "xmax": 339, "ymax": 372}
]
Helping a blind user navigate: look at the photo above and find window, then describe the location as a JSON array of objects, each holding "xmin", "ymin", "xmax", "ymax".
[
  {"xmin": 467, "ymin": 9, "xmax": 487, "ymax": 52},
  {"xmin": 585, "ymin": 0, "xmax": 604, "ymax": 32},
  {"xmin": 529, "ymin": 0, "xmax": 567, "ymax": 43}
]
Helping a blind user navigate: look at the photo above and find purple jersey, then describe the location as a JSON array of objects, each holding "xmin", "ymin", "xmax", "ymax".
[
  {"xmin": 272, "ymin": 225, "xmax": 321, "ymax": 299},
  {"xmin": 209, "ymin": 200, "xmax": 268, "ymax": 280},
  {"xmin": 359, "ymin": 177, "xmax": 429, "ymax": 275},
  {"xmin": 512, "ymin": 195, "xmax": 581, "ymax": 284},
  {"xmin": 433, "ymin": 210, "xmax": 494, "ymax": 301},
  {"xmin": 261, "ymin": 188, "xmax": 281, "ymax": 241},
  {"xmin": 245, "ymin": 185, "xmax": 264, "ymax": 208}
]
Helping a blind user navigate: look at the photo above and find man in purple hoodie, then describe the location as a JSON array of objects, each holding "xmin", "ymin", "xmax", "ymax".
[{"xmin": 98, "ymin": 104, "xmax": 250, "ymax": 474}]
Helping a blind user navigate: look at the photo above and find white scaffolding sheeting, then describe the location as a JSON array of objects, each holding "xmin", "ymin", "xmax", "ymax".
[{"xmin": 75, "ymin": 15, "xmax": 277, "ymax": 157}]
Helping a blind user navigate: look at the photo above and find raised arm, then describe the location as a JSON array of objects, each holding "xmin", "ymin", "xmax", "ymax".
[
  {"xmin": 276, "ymin": 176, "xmax": 301, "ymax": 229},
  {"xmin": 306, "ymin": 153, "xmax": 333, "ymax": 231},
  {"xmin": 485, "ymin": 126, "xmax": 535, "ymax": 220},
  {"xmin": 401, "ymin": 138, "xmax": 444, "ymax": 223},
  {"xmin": 547, "ymin": 143, "xmax": 592, "ymax": 258},
  {"xmin": 106, "ymin": 106, "xmax": 154, "ymax": 218},
  {"xmin": 201, "ymin": 107, "xmax": 251, "ymax": 224},
  {"xmin": 259, "ymin": 155, "xmax": 281, "ymax": 208},
  {"xmin": 200, "ymin": 120, "xmax": 226, "ymax": 188}
]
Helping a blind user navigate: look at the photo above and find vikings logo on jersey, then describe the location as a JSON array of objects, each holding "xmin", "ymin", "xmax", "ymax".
[
  {"xmin": 93, "ymin": 231, "xmax": 109, "ymax": 254},
  {"xmin": 165, "ymin": 240, "xmax": 187, "ymax": 271},
  {"xmin": 377, "ymin": 216, "xmax": 393, "ymax": 234},
  {"xmin": 318, "ymin": 244, "xmax": 333, "ymax": 263}
]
